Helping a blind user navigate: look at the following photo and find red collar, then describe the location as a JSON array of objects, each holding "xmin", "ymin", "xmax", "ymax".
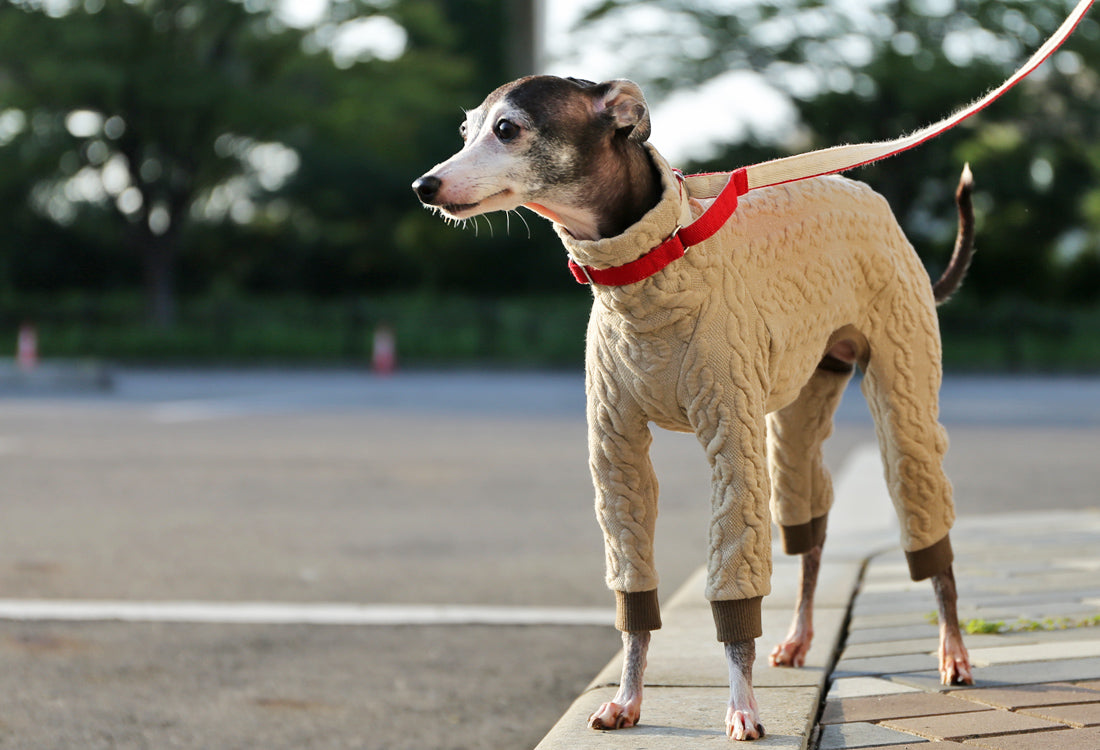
[{"xmin": 568, "ymin": 167, "xmax": 749, "ymax": 286}]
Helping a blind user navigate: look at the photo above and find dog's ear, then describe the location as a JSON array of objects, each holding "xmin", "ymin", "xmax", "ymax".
[{"xmin": 595, "ymin": 79, "xmax": 651, "ymax": 142}]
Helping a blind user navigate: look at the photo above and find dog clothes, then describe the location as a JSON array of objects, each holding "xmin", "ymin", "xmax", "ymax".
[{"xmin": 559, "ymin": 145, "xmax": 955, "ymax": 642}]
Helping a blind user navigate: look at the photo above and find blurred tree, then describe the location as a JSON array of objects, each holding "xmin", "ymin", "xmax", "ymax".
[
  {"xmin": 0, "ymin": 0, "xmax": 492, "ymax": 326},
  {"xmin": 575, "ymin": 0, "xmax": 1100, "ymax": 304}
]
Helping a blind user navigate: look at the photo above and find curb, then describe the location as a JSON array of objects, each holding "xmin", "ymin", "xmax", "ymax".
[{"xmin": 0, "ymin": 360, "xmax": 114, "ymax": 393}]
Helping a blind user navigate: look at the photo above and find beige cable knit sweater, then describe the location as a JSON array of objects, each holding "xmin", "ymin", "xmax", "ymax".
[{"xmin": 560, "ymin": 145, "xmax": 954, "ymax": 643}]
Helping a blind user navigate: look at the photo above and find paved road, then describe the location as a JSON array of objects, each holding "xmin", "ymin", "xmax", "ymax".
[{"xmin": 0, "ymin": 370, "xmax": 1096, "ymax": 749}]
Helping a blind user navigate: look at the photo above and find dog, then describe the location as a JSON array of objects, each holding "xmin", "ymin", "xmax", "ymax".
[{"xmin": 413, "ymin": 75, "xmax": 974, "ymax": 740}]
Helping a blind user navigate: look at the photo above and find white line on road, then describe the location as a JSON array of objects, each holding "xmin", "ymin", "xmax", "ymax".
[
  {"xmin": 151, "ymin": 401, "xmax": 253, "ymax": 423},
  {"xmin": 0, "ymin": 600, "xmax": 615, "ymax": 627}
]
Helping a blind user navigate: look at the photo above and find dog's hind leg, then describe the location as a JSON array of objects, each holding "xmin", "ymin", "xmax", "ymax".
[
  {"xmin": 770, "ymin": 545, "xmax": 823, "ymax": 668},
  {"xmin": 767, "ymin": 366, "xmax": 853, "ymax": 667},
  {"xmin": 933, "ymin": 566, "xmax": 973, "ymax": 685},
  {"xmin": 861, "ymin": 286, "xmax": 972, "ymax": 685}
]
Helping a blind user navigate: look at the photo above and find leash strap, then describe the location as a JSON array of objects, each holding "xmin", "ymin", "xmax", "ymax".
[
  {"xmin": 571, "ymin": 0, "xmax": 1094, "ymax": 285},
  {"xmin": 741, "ymin": 0, "xmax": 1094, "ymax": 192}
]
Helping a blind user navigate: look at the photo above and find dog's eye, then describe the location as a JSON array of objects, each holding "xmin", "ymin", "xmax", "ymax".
[
  {"xmin": 494, "ymin": 118, "xmax": 521, "ymax": 142},
  {"xmin": 459, "ymin": 122, "xmax": 468, "ymax": 140}
]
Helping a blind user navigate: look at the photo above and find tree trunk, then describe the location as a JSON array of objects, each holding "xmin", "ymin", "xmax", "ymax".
[{"xmin": 135, "ymin": 227, "xmax": 178, "ymax": 329}]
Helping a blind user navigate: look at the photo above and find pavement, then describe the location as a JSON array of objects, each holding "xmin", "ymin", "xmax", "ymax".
[
  {"xmin": 535, "ymin": 451, "xmax": 1100, "ymax": 749},
  {"xmin": 1, "ymin": 369, "xmax": 1097, "ymax": 749}
]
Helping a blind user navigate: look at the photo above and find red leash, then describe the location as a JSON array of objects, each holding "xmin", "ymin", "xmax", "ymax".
[{"xmin": 571, "ymin": 0, "xmax": 1094, "ymax": 286}]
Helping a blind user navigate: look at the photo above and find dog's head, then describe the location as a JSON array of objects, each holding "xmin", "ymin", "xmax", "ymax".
[{"xmin": 412, "ymin": 76, "xmax": 651, "ymax": 234}]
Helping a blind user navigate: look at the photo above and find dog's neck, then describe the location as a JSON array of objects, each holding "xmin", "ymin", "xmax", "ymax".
[
  {"xmin": 526, "ymin": 141, "xmax": 662, "ymax": 242},
  {"xmin": 588, "ymin": 141, "xmax": 663, "ymax": 239}
]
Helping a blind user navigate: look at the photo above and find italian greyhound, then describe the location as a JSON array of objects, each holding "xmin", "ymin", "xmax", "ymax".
[{"xmin": 413, "ymin": 75, "xmax": 974, "ymax": 741}]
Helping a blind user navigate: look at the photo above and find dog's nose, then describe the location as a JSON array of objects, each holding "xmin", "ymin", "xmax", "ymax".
[{"xmin": 412, "ymin": 175, "xmax": 442, "ymax": 204}]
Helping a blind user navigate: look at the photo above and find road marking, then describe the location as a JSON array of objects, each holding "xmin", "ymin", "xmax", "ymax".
[
  {"xmin": 0, "ymin": 600, "xmax": 614, "ymax": 627},
  {"xmin": 151, "ymin": 401, "xmax": 252, "ymax": 423},
  {"xmin": 0, "ymin": 444, "xmax": 887, "ymax": 628}
]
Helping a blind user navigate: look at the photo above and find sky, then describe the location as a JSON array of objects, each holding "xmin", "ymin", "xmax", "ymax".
[{"xmin": 539, "ymin": 0, "xmax": 796, "ymax": 163}]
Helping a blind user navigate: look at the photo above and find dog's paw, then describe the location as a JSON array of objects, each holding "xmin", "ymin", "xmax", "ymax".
[
  {"xmin": 588, "ymin": 700, "xmax": 640, "ymax": 730},
  {"xmin": 940, "ymin": 634, "xmax": 974, "ymax": 685},
  {"xmin": 769, "ymin": 636, "xmax": 811, "ymax": 668},
  {"xmin": 940, "ymin": 652, "xmax": 974, "ymax": 686},
  {"xmin": 726, "ymin": 706, "xmax": 765, "ymax": 741}
]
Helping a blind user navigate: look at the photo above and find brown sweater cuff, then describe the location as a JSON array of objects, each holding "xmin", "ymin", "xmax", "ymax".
[
  {"xmin": 906, "ymin": 534, "xmax": 953, "ymax": 581},
  {"xmin": 614, "ymin": 589, "xmax": 662, "ymax": 632},
  {"xmin": 711, "ymin": 596, "xmax": 763, "ymax": 642},
  {"xmin": 779, "ymin": 514, "xmax": 829, "ymax": 556}
]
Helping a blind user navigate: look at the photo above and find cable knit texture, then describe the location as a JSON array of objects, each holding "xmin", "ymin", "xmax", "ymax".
[{"xmin": 562, "ymin": 145, "xmax": 954, "ymax": 633}]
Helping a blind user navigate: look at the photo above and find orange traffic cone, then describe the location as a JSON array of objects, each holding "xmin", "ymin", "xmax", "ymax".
[
  {"xmin": 17, "ymin": 323, "xmax": 37, "ymax": 372},
  {"xmin": 372, "ymin": 323, "xmax": 396, "ymax": 375}
]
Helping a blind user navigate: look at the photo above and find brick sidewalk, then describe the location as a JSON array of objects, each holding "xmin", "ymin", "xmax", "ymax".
[{"xmin": 817, "ymin": 512, "xmax": 1100, "ymax": 749}]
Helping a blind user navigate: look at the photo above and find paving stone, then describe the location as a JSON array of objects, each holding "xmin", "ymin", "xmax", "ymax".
[
  {"xmin": 880, "ymin": 708, "xmax": 1062, "ymax": 740},
  {"xmin": 817, "ymin": 721, "xmax": 928, "ymax": 749},
  {"xmin": 1000, "ymin": 571, "xmax": 1100, "ymax": 592},
  {"xmin": 1017, "ymin": 701, "xmax": 1100, "ymax": 727},
  {"xmin": 846, "ymin": 624, "xmax": 940, "ymax": 646},
  {"xmin": 820, "ymin": 692, "xmax": 989, "ymax": 725},
  {"xmin": 769, "ymin": 558, "xmax": 862, "ymax": 608},
  {"xmin": 841, "ymin": 638, "xmax": 939, "ymax": 660},
  {"xmin": 1073, "ymin": 679, "xmax": 1100, "ymax": 691},
  {"xmin": 890, "ymin": 656, "xmax": 1100, "ymax": 692},
  {"xmin": 834, "ymin": 653, "xmax": 942, "ymax": 678},
  {"xmin": 962, "ymin": 602, "xmax": 1100, "ymax": 623},
  {"xmin": 853, "ymin": 596, "xmax": 938, "ymax": 618},
  {"xmin": 963, "ymin": 589, "xmax": 1100, "ymax": 611},
  {"xmin": 948, "ymin": 682, "xmax": 1100, "ymax": 710},
  {"xmin": 857, "ymin": 745, "xmax": 967, "ymax": 750},
  {"xmin": 966, "ymin": 637, "xmax": 1100, "ymax": 666},
  {"xmin": 827, "ymin": 677, "xmax": 923, "ymax": 700},
  {"xmin": 961, "ymin": 726, "xmax": 1100, "ymax": 750}
]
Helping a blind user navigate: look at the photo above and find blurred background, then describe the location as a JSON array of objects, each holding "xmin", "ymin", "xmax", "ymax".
[{"xmin": 0, "ymin": 0, "xmax": 1098, "ymax": 371}]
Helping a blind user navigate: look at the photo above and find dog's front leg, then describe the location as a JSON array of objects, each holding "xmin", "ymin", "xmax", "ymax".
[
  {"xmin": 588, "ymin": 630, "xmax": 650, "ymax": 730},
  {"xmin": 725, "ymin": 639, "xmax": 764, "ymax": 740},
  {"xmin": 932, "ymin": 565, "xmax": 973, "ymax": 685},
  {"xmin": 691, "ymin": 380, "xmax": 772, "ymax": 740},
  {"xmin": 585, "ymin": 362, "xmax": 662, "ymax": 730}
]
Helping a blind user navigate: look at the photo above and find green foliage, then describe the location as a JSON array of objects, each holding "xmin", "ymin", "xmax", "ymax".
[
  {"xmin": 0, "ymin": 291, "xmax": 593, "ymax": 365},
  {"xmin": 4, "ymin": 291, "xmax": 1100, "ymax": 369},
  {"xmin": 0, "ymin": 0, "xmax": 564, "ymax": 330},
  {"xmin": 959, "ymin": 614, "xmax": 1100, "ymax": 634}
]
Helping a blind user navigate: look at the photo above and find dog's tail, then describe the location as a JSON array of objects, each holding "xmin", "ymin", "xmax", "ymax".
[{"xmin": 932, "ymin": 164, "xmax": 976, "ymax": 305}]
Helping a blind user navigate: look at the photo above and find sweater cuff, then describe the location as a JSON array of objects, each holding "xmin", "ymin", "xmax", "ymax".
[
  {"xmin": 615, "ymin": 589, "xmax": 662, "ymax": 632},
  {"xmin": 779, "ymin": 514, "xmax": 828, "ymax": 555},
  {"xmin": 906, "ymin": 534, "xmax": 953, "ymax": 581},
  {"xmin": 711, "ymin": 596, "xmax": 763, "ymax": 642}
]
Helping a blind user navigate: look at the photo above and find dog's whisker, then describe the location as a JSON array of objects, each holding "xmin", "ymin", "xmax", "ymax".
[{"xmin": 514, "ymin": 209, "xmax": 532, "ymax": 239}]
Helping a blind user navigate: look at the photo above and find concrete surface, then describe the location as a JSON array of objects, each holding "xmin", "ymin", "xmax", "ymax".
[{"xmin": 0, "ymin": 370, "xmax": 1096, "ymax": 749}]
